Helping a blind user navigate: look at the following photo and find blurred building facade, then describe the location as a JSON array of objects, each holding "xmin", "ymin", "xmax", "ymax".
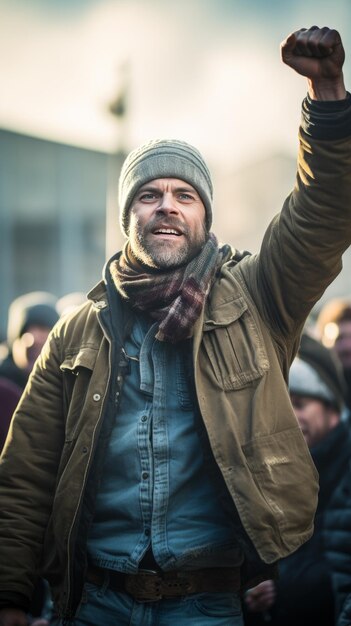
[{"xmin": 0, "ymin": 129, "xmax": 124, "ymax": 341}]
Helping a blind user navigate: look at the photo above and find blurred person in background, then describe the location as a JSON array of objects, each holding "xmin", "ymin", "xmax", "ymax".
[
  {"xmin": 0, "ymin": 292, "xmax": 59, "ymax": 626},
  {"xmin": 0, "ymin": 291, "xmax": 59, "ymax": 390},
  {"xmin": 0, "ymin": 290, "xmax": 60, "ymax": 453},
  {"xmin": 316, "ymin": 298, "xmax": 351, "ymax": 411},
  {"xmin": 0, "ymin": 25, "xmax": 351, "ymax": 626},
  {"xmin": 244, "ymin": 334, "xmax": 351, "ymax": 626},
  {"xmin": 0, "ymin": 290, "xmax": 60, "ymax": 451}
]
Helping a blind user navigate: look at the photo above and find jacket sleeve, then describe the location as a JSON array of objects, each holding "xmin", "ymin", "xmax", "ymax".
[
  {"xmin": 0, "ymin": 327, "xmax": 65, "ymax": 611},
  {"xmin": 239, "ymin": 95, "xmax": 351, "ymax": 360}
]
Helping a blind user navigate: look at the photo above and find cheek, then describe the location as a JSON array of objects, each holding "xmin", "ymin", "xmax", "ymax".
[
  {"xmin": 127, "ymin": 219, "xmax": 136, "ymax": 242},
  {"xmin": 310, "ymin": 414, "xmax": 324, "ymax": 433},
  {"xmin": 196, "ymin": 220, "xmax": 208, "ymax": 244},
  {"xmin": 296, "ymin": 414, "xmax": 308, "ymax": 431},
  {"xmin": 129, "ymin": 213, "xmax": 143, "ymax": 238},
  {"xmin": 130, "ymin": 207, "xmax": 154, "ymax": 229},
  {"xmin": 196, "ymin": 207, "xmax": 206, "ymax": 229}
]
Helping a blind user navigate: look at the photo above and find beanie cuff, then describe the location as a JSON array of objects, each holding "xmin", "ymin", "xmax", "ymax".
[{"xmin": 289, "ymin": 358, "xmax": 341, "ymax": 411}]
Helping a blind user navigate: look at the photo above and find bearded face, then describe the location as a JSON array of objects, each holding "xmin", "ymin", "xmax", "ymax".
[{"xmin": 128, "ymin": 178, "xmax": 207, "ymax": 269}]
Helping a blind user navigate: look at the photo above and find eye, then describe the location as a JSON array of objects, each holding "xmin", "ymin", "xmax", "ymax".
[
  {"xmin": 178, "ymin": 192, "xmax": 194, "ymax": 200},
  {"xmin": 139, "ymin": 192, "xmax": 157, "ymax": 201}
]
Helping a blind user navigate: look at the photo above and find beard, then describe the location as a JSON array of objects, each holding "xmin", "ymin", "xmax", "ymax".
[{"xmin": 129, "ymin": 216, "xmax": 208, "ymax": 270}]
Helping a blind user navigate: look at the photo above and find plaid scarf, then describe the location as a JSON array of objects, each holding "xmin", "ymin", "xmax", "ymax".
[{"xmin": 110, "ymin": 233, "xmax": 232, "ymax": 343}]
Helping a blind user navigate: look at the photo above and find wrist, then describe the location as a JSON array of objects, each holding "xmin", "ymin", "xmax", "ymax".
[{"xmin": 308, "ymin": 76, "xmax": 347, "ymax": 101}]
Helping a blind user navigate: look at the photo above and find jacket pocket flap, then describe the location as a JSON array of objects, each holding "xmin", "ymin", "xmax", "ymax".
[
  {"xmin": 204, "ymin": 296, "xmax": 248, "ymax": 329},
  {"xmin": 60, "ymin": 347, "xmax": 98, "ymax": 373}
]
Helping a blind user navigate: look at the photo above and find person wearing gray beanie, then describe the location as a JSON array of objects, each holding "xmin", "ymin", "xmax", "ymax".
[
  {"xmin": 2, "ymin": 25, "xmax": 351, "ymax": 626},
  {"xmin": 118, "ymin": 138, "xmax": 213, "ymax": 238},
  {"xmin": 289, "ymin": 332, "xmax": 346, "ymax": 414},
  {"xmin": 288, "ymin": 333, "xmax": 346, "ymax": 449},
  {"xmin": 244, "ymin": 334, "xmax": 351, "ymax": 626},
  {"xmin": 0, "ymin": 291, "xmax": 59, "ymax": 389}
]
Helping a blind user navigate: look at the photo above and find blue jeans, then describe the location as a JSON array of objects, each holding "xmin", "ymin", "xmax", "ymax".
[{"xmin": 53, "ymin": 582, "xmax": 244, "ymax": 625}]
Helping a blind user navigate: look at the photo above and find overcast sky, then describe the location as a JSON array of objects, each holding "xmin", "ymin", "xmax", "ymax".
[{"xmin": 1, "ymin": 0, "xmax": 350, "ymax": 169}]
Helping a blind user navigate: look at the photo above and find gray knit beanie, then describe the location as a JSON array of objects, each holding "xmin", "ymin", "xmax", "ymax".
[
  {"xmin": 289, "ymin": 333, "xmax": 346, "ymax": 412},
  {"xmin": 118, "ymin": 139, "xmax": 213, "ymax": 237},
  {"xmin": 7, "ymin": 291, "xmax": 59, "ymax": 348}
]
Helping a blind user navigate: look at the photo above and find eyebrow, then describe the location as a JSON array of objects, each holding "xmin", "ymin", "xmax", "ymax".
[
  {"xmin": 175, "ymin": 186, "xmax": 198, "ymax": 194},
  {"xmin": 138, "ymin": 184, "xmax": 198, "ymax": 194},
  {"xmin": 137, "ymin": 185, "xmax": 161, "ymax": 193}
]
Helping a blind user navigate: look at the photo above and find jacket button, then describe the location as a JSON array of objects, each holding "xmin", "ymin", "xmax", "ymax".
[
  {"xmin": 93, "ymin": 393, "xmax": 101, "ymax": 401},
  {"xmin": 94, "ymin": 300, "xmax": 107, "ymax": 309},
  {"xmin": 142, "ymin": 472, "xmax": 149, "ymax": 480}
]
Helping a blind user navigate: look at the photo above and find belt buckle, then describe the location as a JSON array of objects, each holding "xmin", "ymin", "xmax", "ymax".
[{"xmin": 125, "ymin": 569, "xmax": 163, "ymax": 603}]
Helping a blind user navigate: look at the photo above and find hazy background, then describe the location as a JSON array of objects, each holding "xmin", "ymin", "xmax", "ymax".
[
  {"xmin": 2, "ymin": 0, "xmax": 350, "ymax": 160},
  {"xmin": 0, "ymin": 0, "xmax": 350, "ymax": 338}
]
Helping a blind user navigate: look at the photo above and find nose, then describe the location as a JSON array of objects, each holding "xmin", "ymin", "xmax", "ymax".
[{"xmin": 157, "ymin": 191, "xmax": 179, "ymax": 215}]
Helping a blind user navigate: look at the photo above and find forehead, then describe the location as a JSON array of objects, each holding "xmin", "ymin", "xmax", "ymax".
[{"xmin": 138, "ymin": 178, "xmax": 197, "ymax": 192}]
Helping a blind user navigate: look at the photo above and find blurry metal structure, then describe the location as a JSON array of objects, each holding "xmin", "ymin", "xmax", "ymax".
[{"xmin": 105, "ymin": 61, "xmax": 130, "ymax": 259}]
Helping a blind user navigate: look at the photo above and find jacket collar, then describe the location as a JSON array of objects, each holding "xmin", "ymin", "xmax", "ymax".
[
  {"xmin": 87, "ymin": 251, "xmax": 123, "ymax": 309},
  {"xmin": 87, "ymin": 281, "xmax": 107, "ymax": 306}
]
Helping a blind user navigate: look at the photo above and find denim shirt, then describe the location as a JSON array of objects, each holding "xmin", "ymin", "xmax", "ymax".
[{"xmin": 87, "ymin": 315, "xmax": 242, "ymax": 573}]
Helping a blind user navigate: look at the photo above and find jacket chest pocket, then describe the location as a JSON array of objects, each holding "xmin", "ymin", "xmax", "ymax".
[
  {"xmin": 202, "ymin": 296, "xmax": 269, "ymax": 390},
  {"xmin": 60, "ymin": 347, "xmax": 99, "ymax": 442}
]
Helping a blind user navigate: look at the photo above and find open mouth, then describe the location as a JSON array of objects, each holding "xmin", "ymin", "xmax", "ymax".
[{"xmin": 153, "ymin": 227, "xmax": 182, "ymax": 237}]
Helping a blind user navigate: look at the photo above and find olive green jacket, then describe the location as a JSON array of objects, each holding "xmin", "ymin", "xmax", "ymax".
[{"xmin": 1, "ymin": 112, "xmax": 351, "ymax": 618}]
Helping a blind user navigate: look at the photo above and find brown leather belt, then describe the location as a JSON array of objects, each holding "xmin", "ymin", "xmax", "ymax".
[{"xmin": 86, "ymin": 565, "xmax": 241, "ymax": 602}]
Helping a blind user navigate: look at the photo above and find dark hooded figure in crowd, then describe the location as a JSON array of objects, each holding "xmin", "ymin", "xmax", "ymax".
[
  {"xmin": 0, "ymin": 291, "xmax": 59, "ymax": 625},
  {"xmin": 244, "ymin": 333, "xmax": 351, "ymax": 626}
]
